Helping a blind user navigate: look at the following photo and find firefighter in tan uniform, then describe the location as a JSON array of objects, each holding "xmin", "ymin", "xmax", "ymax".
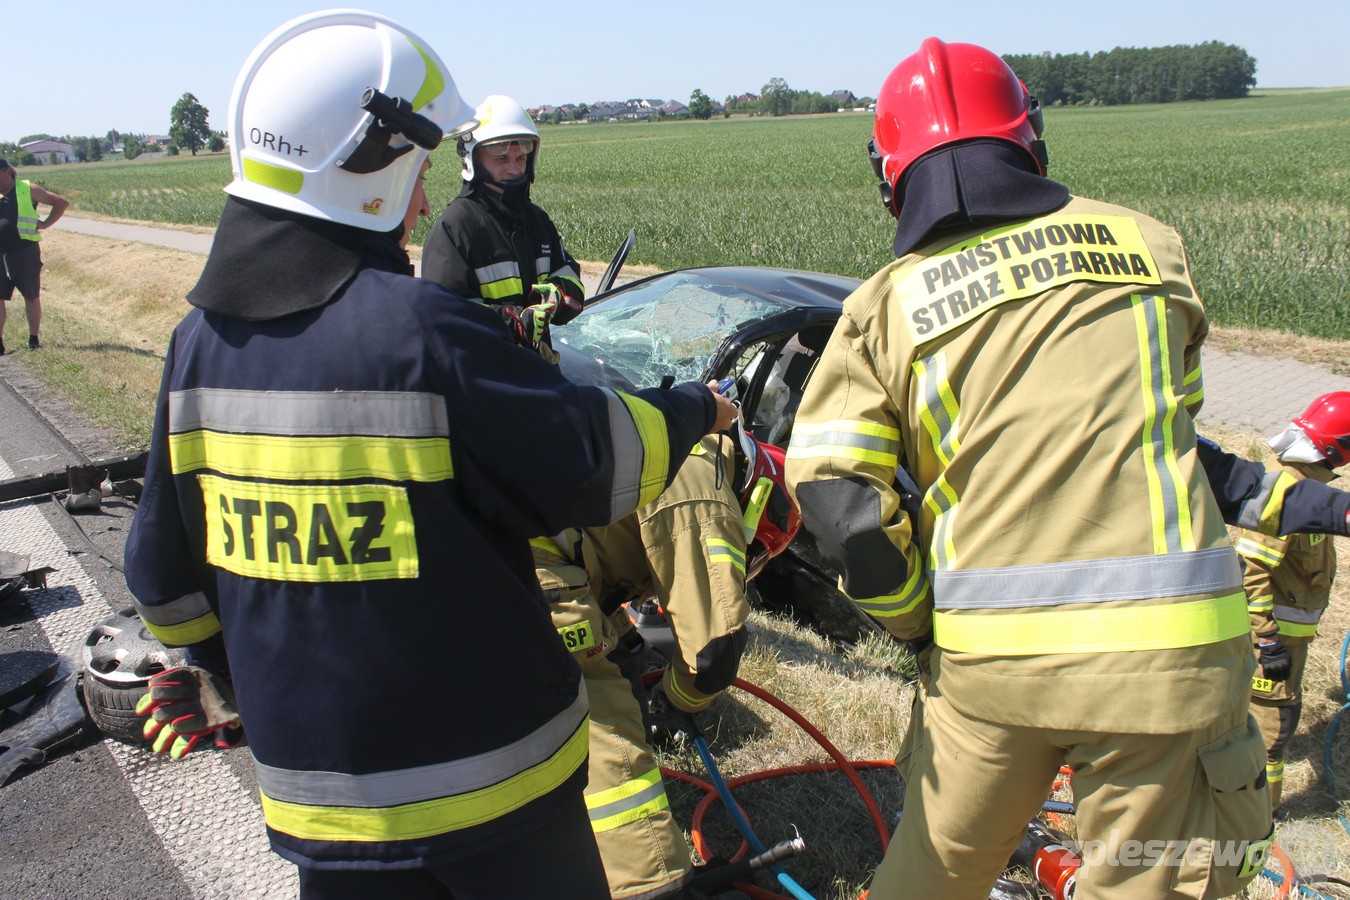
[
  {"xmin": 536, "ymin": 431, "xmax": 796, "ymax": 900},
  {"xmin": 1237, "ymin": 392, "xmax": 1349, "ymax": 812},
  {"xmin": 786, "ymin": 38, "xmax": 1272, "ymax": 899}
]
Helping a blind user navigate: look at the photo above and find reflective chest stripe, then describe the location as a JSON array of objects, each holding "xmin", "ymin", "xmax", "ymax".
[
  {"xmin": 894, "ymin": 213, "xmax": 1162, "ymax": 344},
  {"xmin": 14, "ymin": 181, "xmax": 40, "ymax": 241},
  {"xmin": 935, "ymin": 592, "xmax": 1248, "ymax": 655},
  {"xmin": 256, "ymin": 686, "xmax": 590, "ymax": 842},
  {"xmin": 474, "ymin": 261, "xmax": 524, "ymax": 301}
]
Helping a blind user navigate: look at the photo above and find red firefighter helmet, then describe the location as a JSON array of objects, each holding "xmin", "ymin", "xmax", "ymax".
[
  {"xmin": 739, "ymin": 438, "xmax": 802, "ymax": 580},
  {"xmin": 1292, "ymin": 391, "xmax": 1350, "ymax": 466},
  {"xmin": 869, "ymin": 37, "xmax": 1046, "ymax": 216}
]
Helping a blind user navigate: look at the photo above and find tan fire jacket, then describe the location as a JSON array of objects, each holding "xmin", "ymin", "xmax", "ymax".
[
  {"xmin": 587, "ymin": 433, "xmax": 750, "ymax": 713},
  {"xmin": 787, "ymin": 195, "xmax": 1250, "ymax": 734},
  {"xmin": 1238, "ymin": 456, "xmax": 1338, "ymax": 641}
]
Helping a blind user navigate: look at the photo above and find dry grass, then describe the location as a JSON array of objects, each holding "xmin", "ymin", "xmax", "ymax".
[{"xmin": 5, "ymin": 227, "xmax": 1350, "ymax": 898}]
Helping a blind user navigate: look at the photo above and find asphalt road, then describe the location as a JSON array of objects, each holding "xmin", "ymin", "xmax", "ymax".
[{"xmin": 0, "ymin": 359, "xmax": 295, "ymax": 898}]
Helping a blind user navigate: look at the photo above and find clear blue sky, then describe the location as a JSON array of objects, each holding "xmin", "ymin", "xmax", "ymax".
[{"xmin": 7, "ymin": 0, "xmax": 1349, "ymax": 141}]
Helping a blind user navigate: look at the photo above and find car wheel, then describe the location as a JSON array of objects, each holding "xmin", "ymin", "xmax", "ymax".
[
  {"xmin": 751, "ymin": 550, "xmax": 882, "ymax": 646},
  {"xmin": 80, "ymin": 607, "xmax": 188, "ymax": 744}
]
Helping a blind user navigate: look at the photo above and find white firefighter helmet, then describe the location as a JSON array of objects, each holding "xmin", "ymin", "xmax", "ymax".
[
  {"xmin": 459, "ymin": 94, "xmax": 541, "ymax": 183},
  {"xmin": 225, "ymin": 9, "xmax": 477, "ymax": 231}
]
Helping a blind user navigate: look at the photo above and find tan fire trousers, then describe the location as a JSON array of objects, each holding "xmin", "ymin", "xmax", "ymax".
[
  {"xmin": 870, "ymin": 682, "xmax": 1272, "ymax": 900},
  {"xmin": 538, "ymin": 557, "xmax": 693, "ymax": 900}
]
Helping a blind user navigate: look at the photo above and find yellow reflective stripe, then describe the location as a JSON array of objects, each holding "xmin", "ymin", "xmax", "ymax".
[
  {"xmin": 1183, "ymin": 365, "xmax": 1204, "ymax": 407},
  {"xmin": 406, "ymin": 37, "xmax": 445, "ymax": 112},
  {"xmin": 666, "ymin": 673, "xmax": 713, "ymax": 711},
  {"xmin": 260, "ymin": 713, "xmax": 589, "ymax": 842},
  {"xmin": 934, "ymin": 593, "xmax": 1247, "ymax": 655},
  {"xmin": 1236, "ymin": 537, "xmax": 1284, "ymax": 566},
  {"xmin": 1265, "ymin": 759, "xmax": 1284, "ymax": 782},
  {"xmin": 1131, "ymin": 294, "xmax": 1194, "ymax": 554},
  {"xmin": 707, "ymin": 538, "xmax": 746, "ymax": 575},
  {"xmin": 851, "ymin": 563, "xmax": 930, "ymax": 618},
  {"xmin": 786, "ymin": 420, "xmax": 901, "ymax": 467},
  {"xmin": 585, "ymin": 768, "xmax": 671, "ymax": 834},
  {"xmin": 1258, "ymin": 471, "xmax": 1297, "ymax": 535},
  {"xmin": 1252, "ymin": 675, "xmax": 1275, "ymax": 693},
  {"xmin": 1275, "ymin": 619, "xmax": 1319, "ymax": 638},
  {"xmin": 142, "ymin": 612, "xmax": 222, "ymax": 646},
  {"xmin": 479, "ymin": 277, "xmax": 525, "ymax": 301},
  {"xmin": 242, "ymin": 157, "xmax": 303, "ymax": 195},
  {"xmin": 1246, "ymin": 596, "xmax": 1274, "ymax": 613},
  {"xmin": 169, "ymin": 430, "xmax": 452, "ymax": 482},
  {"xmin": 615, "ymin": 392, "xmax": 670, "ymax": 508}
]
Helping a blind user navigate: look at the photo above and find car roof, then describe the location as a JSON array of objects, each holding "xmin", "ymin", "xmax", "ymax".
[{"xmin": 603, "ymin": 265, "xmax": 860, "ymax": 309}]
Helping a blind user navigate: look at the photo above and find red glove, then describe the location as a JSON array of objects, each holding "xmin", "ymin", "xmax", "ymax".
[{"xmin": 135, "ymin": 666, "xmax": 243, "ymax": 759}]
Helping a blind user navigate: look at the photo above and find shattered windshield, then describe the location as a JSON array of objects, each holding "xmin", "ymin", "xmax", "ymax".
[{"xmin": 557, "ymin": 273, "xmax": 794, "ymax": 388}]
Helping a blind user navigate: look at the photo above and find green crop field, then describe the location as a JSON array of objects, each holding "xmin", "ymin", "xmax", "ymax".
[{"xmin": 35, "ymin": 89, "xmax": 1350, "ymax": 338}]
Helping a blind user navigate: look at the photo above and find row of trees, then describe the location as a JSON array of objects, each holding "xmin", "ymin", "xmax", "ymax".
[
  {"xmin": 2, "ymin": 93, "xmax": 219, "ymax": 165},
  {"xmin": 725, "ymin": 79, "xmax": 865, "ymax": 117},
  {"xmin": 1003, "ymin": 42, "xmax": 1257, "ymax": 106}
]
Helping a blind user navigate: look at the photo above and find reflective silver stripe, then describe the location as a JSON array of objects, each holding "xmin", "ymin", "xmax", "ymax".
[
  {"xmin": 587, "ymin": 778, "xmax": 667, "ymax": 825},
  {"xmin": 255, "ymin": 683, "xmax": 589, "ymax": 807},
  {"xmin": 1272, "ymin": 604, "xmax": 1324, "ymax": 625},
  {"xmin": 1235, "ymin": 471, "xmax": 1284, "ymax": 530},
  {"xmin": 475, "ymin": 261, "xmax": 520, "ymax": 285},
  {"xmin": 168, "ymin": 388, "xmax": 449, "ymax": 437},
  {"xmin": 551, "ymin": 264, "xmax": 581, "ymax": 283},
  {"xmin": 1134, "ymin": 295, "xmax": 1191, "ymax": 554},
  {"xmin": 535, "ymin": 256, "xmax": 551, "ymax": 278},
  {"xmin": 932, "ymin": 546, "xmax": 1241, "ymax": 610},
  {"xmin": 913, "ymin": 354, "xmax": 959, "ymax": 570},
  {"xmin": 786, "ymin": 427, "xmax": 901, "ymax": 459},
  {"xmin": 603, "ymin": 389, "xmax": 646, "ymax": 520},
  {"xmin": 133, "ymin": 590, "xmax": 214, "ymax": 627}
]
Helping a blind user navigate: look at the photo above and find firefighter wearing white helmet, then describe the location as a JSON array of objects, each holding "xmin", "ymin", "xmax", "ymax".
[
  {"xmin": 123, "ymin": 10, "xmax": 736, "ymax": 899},
  {"xmin": 422, "ymin": 94, "xmax": 585, "ymax": 362},
  {"xmin": 1238, "ymin": 392, "xmax": 1350, "ymax": 813}
]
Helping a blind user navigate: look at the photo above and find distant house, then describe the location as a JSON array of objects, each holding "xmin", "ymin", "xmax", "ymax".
[
  {"xmin": 19, "ymin": 139, "xmax": 76, "ymax": 165},
  {"xmin": 144, "ymin": 135, "xmax": 174, "ymax": 147},
  {"xmin": 830, "ymin": 90, "xmax": 857, "ymax": 109},
  {"xmin": 734, "ymin": 93, "xmax": 760, "ymax": 105},
  {"xmin": 584, "ymin": 102, "xmax": 626, "ymax": 122},
  {"xmin": 657, "ymin": 100, "xmax": 689, "ymax": 117}
]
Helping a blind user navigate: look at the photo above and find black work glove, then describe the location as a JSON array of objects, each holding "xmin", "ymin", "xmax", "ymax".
[
  {"xmin": 647, "ymin": 681, "xmax": 701, "ymax": 746},
  {"xmin": 1257, "ymin": 639, "xmax": 1292, "ymax": 682}
]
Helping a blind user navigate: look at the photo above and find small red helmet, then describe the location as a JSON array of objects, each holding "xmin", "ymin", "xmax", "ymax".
[
  {"xmin": 1292, "ymin": 391, "xmax": 1350, "ymax": 466},
  {"xmin": 739, "ymin": 439, "xmax": 802, "ymax": 580},
  {"xmin": 869, "ymin": 37, "xmax": 1046, "ymax": 216}
]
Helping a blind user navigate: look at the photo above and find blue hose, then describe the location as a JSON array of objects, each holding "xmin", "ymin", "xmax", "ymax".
[
  {"xmin": 693, "ymin": 732, "xmax": 816, "ymax": 900},
  {"xmin": 1324, "ymin": 629, "xmax": 1350, "ymax": 837}
]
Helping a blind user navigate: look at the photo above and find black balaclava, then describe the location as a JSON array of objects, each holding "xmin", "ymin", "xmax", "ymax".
[
  {"xmin": 892, "ymin": 140, "xmax": 1070, "ymax": 257},
  {"xmin": 188, "ymin": 196, "xmax": 412, "ymax": 321}
]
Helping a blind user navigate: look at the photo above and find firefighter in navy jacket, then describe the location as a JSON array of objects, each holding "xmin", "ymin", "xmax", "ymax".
[{"xmin": 122, "ymin": 13, "xmax": 734, "ymax": 898}]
